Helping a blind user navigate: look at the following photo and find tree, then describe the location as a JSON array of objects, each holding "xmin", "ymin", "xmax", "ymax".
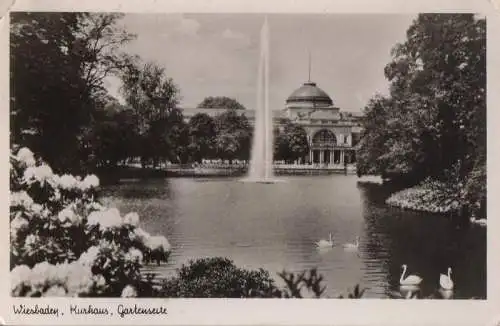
[
  {"xmin": 88, "ymin": 106, "xmax": 140, "ymax": 168},
  {"xmin": 163, "ymin": 109, "xmax": 190, "ymax": 164},
  {"xmin": 75, "ymin": 13, "xmax": 136, "ymax": 100},
  {"xmin": 357, "ymin": 14, "xmax": 486, "ymax": 217},
  {"xmin": 10, "ymin": 12, "xmax": 135, "ymax": 173},
  {"xmin": 214, "ymin": 109, "xmax": 252, "ymax": 163},
  {"xmin": 358, "ymin": 14, "xmax": 485, "ymax": 183},
  {"xmin": 356, "ymin": 95, "xmax": 394, "ymax": 176},
  {"xmin": 198, "ymin": 96, "xmax": 247, "ymax": 110},
  {"xmin": 274, "ymin": 120, "xmax": 309, "ymax": 163},
  {"xmin": 188, "ymin": 113, "xmax": 217, "ymax": 163},
  {"xmin": 120, "ymin": 61, "xmax": 182, "ymax": 166}
]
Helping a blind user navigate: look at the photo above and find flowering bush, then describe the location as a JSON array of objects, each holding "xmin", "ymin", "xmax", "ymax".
[
  {"xmin": 386, "ymin": 177, "xmax": 461, "ymax": 214},
  {"xmin": 386, "ymin": 159, "xmax": 486, "ymax": 218},
  {"xmin": 10, "ymin": 146, "xmax": 171, "ymax": 297}
]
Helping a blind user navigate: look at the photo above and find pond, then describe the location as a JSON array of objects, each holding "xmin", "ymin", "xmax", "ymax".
[{"xmin": 101, "ymin": 175, "xmax": 486, "ymax": 299}]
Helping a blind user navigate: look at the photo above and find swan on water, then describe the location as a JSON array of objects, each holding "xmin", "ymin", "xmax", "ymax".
[
  {"xmin": 389, "ymin": 288, "xmax": 419, "ymax": 299},
  {"xmin": 470, "ymin": 217, "xmax": 487, "ymax": 226},
  {"xmin": 343, "ymin": 236, "xmax": 360, "ymax": 250},
  {"xmin": 439, "ymin": 288, "xmax": 454, "ymax": 299},
  {"xmin": 439, "ymin": 267, "xmax": 454, "ymax": 290},
  {"xmin": 316, "ymin": 233, "xmax": 334, "ymax": 248},
  {"xmin": 400, "ymin": 264, "xmax": 422, "ymax": 286}
]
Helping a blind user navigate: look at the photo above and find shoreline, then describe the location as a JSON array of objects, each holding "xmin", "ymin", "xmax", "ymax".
[{"xmin": 97, "ymin": 165, "xmax": 358, "ymax": 183}]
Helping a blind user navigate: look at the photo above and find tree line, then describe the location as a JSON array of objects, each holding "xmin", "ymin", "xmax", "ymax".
[
  {"xmin": 10, "ymin": 12, "xmax": 310, "ymax": 173},
  {"xmin": 356, "ymin": 14, "xmax": 486, "ymax": 214},
  {"xmin": 86, "ymin": 100, "xmax": 310, "ymax": 167}
]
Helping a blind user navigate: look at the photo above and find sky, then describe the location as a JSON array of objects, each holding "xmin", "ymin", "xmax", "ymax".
[{"xmin": 105, "ymin": 13, "xmax": 417, "ymax": 112}]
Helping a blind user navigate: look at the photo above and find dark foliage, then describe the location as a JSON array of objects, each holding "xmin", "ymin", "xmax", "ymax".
[
  {"xmin": 214, "ymin": 109, "xmax": 253, "ymax": 163},
  {"xmin": 274, "ymin": 120, "xmax": 310, "ymax": 163},
  {"xmin": 10, "ymin": 12, "xmax": 135, "ymax": 174},
  {"xmin": 198, "ymin": 96, "xmax": 247, "ymax": 110},
  {"xmin": 356, "ymin": 14, "xmax": 486, "ymax": 216},
  {"xmin": 158, "ymin": 257, "xmax": 282, "ymax": 298}
]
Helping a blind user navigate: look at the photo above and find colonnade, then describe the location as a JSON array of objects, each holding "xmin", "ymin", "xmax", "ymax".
[{"xmin": 307, "ymin": 149, "xmax": 355, "ymax": 165}]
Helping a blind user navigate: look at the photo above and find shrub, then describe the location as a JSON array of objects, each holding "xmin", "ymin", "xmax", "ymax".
[
  {"xmin": 159, "ymin": 257, "xmax": 282, "ymax": 298},
  {"xmin": 10, "ymin": 146, "xmax": 171, "ymax": 297},
  {"xmin": 278, "ymin": 268, "xmax": 327, "ymax": 298},
  {"xmin": 158, "ymin": 257, "xmax": 370, "ymax": 299},
  {"xmin": 386, "ymin": 159, "xmax": 486, "ymax": 220}
]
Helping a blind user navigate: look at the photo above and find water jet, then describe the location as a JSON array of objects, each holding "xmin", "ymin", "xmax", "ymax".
[{"xmin": 242, "ymin": 17, "xmax": 283, "ymax": 184}]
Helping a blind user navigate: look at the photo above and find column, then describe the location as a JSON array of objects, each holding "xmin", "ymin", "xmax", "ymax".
[
  {"xmin": 330, "ymin": 151, "xmax": 334, "ymax": 166},
  {"xmin": 309, "ymin": 150, "xmax": 313, "ymax": 164},
  {"xmin": 340, "ymin": 150, "xmax": 344, "ymax": 164},
  {"xmin": 319, "ymin": 151, "xmax": 324, "ymax": 164}
]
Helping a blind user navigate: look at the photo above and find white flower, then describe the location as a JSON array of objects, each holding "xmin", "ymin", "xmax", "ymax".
[
  {"xmin": 24, "ymin": 234, "xmax": 39, "ymax": 248},
  {"xmin": 89, "ymin": 201, "xmax": 105, "ymax": 211},
  {"xmin": 78, "ymin": 246, "xmax": 100, "ymax": 266},
  {"xmin": 65, "ymin": 262, "xmax": 94, "ymax": 296},
  {"xmin": 10, "ymin": 191, "xmax": 34, "ymax": 208},
  {"xmin": 93, "ymin": 274, "xmax": 106, "ymax": 289},
  {"xmin": 125, "ymin": 248, "xmax": 143, "ymax": 264},
  {"xmin": 86, "ymin": 208, "xmax": 123, "ymax": 230},
  {"xmin": 133, "ymin": 227, "xmax": 151, "ymax": 242},
  {"xmin": 58, "ymin": 174, "xmax": 78, "ymax": 190},
  {"xmin": 10, "ymin": 215, "xmax": 29, "ymax": 237},
  {"xmin": 86, "ymin": 211, "xmax": 101, "ymax": 227},
  {"xmin": 17, "ymin": 147, "xmax": 36, "ymax": 167},
  {"xmin": 100, "ymin": 208, "xmax": 123, "ymax": 230},
  {"xmin": 121, "ymin": 285, "xmax": 137, "ymax": 298},
  {"xmin": 23, "ymin": 165, "xmax": 53, "ymax": 184},
  {"xmin": 11, "ymin": 265, "xmax": 32, "ymax": 289},
  {"xmin": 30, "ymin": 261, "xmax": 55, "ymax": 287},
  {"xmin": 31, "ymin": 203, "xmax": 43, "ymax": 215},
  {"xmin": 146, "ymin": 235, "xmax": 171, "ymax": 251},
  {"xmin": 82, "ymin": 174, "xmax": 100, "ymax": 189},
  {"xmin": 48, "ymin": 174, "xmax": 60, "ymax": 187},
  {"xmin": 44, "ymin": 285, "xmax": 67, "ymax": 297},
  {"xmin": 57, "ymin": 206, "xmax": 80, "ymax": 224},
  {"xmin": 123, "ymin": 212, "xmax": 140, "ymax": 227},
  {"xmin": 23, "ymin": 167, "xmax": 36, "ymax": 183},
  {"xmin": 36, "ymin": 165, "xmax": 53, "ymax": 181},
  {"xmin": 52, "ymin": 262, "xmax": 72, "ymax": 283}
]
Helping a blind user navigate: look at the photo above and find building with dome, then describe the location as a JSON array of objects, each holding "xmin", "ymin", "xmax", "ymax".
[{"xmin": 181, "ymin": 80, "xmax": 363, "ymax": 166}]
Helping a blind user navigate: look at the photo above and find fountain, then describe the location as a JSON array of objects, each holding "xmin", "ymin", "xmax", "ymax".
[{"xmin": 243, "ymin": 17, "xmax": 280, "ymax": 184}]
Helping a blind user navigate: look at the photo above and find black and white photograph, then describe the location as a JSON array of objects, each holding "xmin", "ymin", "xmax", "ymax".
[{"xmin": 4, "ymin": 1, "xmax": 495, "ymax": 323}]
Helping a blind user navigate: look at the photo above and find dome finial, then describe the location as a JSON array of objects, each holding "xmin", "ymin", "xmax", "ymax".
[{"xmin": 308, "ymin": 50, "xmax": 311, "ymax": 82}]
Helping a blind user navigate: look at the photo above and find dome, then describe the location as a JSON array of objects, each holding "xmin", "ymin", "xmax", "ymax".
[{"xmin": 286, "ymin": 82, "xmax": 333, "ymax": 106}]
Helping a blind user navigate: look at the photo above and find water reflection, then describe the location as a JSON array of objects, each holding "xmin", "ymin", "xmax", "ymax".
[{"xmin": 101, "ymin": 175, "xmax": 486, "ymax": 299}]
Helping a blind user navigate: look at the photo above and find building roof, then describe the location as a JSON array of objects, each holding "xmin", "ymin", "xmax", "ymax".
[{"xmin": 286, "ymin": 81, "xmax": 333, "ymax": 106}]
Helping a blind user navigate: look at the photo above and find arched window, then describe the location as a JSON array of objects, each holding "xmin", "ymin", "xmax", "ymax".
[{"xmin": 312, "ymin": 129, "xmax": 336, "ymax": 147}]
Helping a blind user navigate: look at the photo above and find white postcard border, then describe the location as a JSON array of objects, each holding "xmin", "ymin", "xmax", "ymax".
[{"xmin": 1, "ymin": 0, "xmax": 499, "ymax": 325}]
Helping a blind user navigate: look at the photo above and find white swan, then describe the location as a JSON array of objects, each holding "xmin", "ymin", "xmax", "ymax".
[
  {"xmin": 439, "ymin": 267, "xmax": 454, "ymax": 290},
  {"xmin": 400, "ymin": 264, "xmax": 422, "ymax": 286},
  {"xmin": 390, "ymin": 288, "xmax": 419, "ymax": 299},
  {"xmin": 439, "ymin": 288, "xmax": 454, "ymax": 299},
  {"xmin": 343, "ymin": 236, "xmax": 359, "ymax": 250},
  {"xmin": 470, "ymin": 217, "xmax": 487, "ymax": 226},
  {"xmin": 316, "ymin": 233, "xmax": 334, "ymax": 248}
]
